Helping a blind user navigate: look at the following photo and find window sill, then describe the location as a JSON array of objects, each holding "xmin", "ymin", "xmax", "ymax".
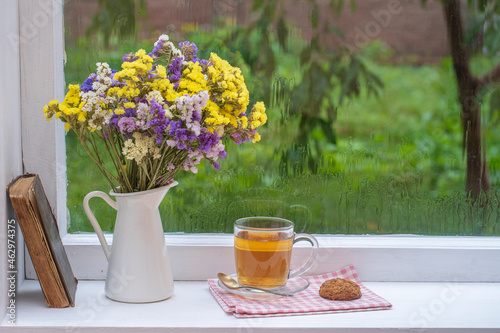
[
  {"xmin": 27, "ymin": 234, "xmax": 500, "ymax": 281},
  {"xmin": 2, "ymin": 279, "xmax": 499, "ymax": 332}
]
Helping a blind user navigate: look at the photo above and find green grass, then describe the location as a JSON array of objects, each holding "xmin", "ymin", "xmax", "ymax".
[{"xmin": 64, "ymin": 37, "xmax": 500, "ymax": 236}]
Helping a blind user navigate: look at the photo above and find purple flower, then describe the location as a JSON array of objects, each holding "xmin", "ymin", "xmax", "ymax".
[
  {"xmin": 168, "ymin": 57, "xmax": 183, "ymax": 87},
  {"xmin": 149, "ymin": 39, "xmax": 164, "ymax": 58},
  {"xmin": 109, "ymin": 114, "xmax": 120, "ymax": 127},
  {"xmin": 199, "ymin": 59, "xmax": 209, "ymax": 67},
  {"xmin": 118, "ymin": 117, "xmax": 136, "ymax": 133},
  {"xmin": 145, "ymin": 99, "xmax": 169, "ymax": 143},
  {"xmin": 175, "ymin": 128, "xmax": 190, "ymax": 141},
  {"xmin": 197, "ymin": 131, "xmax": 220, "ymax": 153},
  {"xmin": 122, "ymin": 52, "xmax": 138, "ymax": 62},
  {"xmin": 124, "ymin": 107, "xmax": 136, "ymax": 117},
  {"xmin": 191, "ymin": 110, "xmax": 201, "ymax": 122},
  {"xmin": 168, "ymin": 119, "xmax": 183, "ymax": 136},
  {"xmin": 179, "ymin": 41, "xmax": 199, "ymax": 62},
  {"xmin": 80, "ymin": 73, "xmax": 96, "ymax": 92},
  {"xmin": 111, "ymin": 79, "xmax": 126, "ymax": 87}
]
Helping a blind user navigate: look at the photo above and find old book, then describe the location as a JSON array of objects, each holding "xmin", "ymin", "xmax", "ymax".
[{"xmin": 8, "ymin": 173, "xmax": 77, "ymax": 308}]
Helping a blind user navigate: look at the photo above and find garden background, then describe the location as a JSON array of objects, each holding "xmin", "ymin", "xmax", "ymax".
[{"xmin": 62, "ymin": 0, "xmax": 500, "ymax": 235}]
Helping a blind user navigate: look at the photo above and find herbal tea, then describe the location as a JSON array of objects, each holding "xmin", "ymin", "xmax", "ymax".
[{"xmin": 234, "ymin": 231, "xmax": 293, "ymax": 289}]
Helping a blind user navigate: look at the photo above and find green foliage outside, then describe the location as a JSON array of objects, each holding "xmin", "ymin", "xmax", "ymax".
[{"xmin": 64, "ymin": 25, "xmax": 500, "ymax": 236}]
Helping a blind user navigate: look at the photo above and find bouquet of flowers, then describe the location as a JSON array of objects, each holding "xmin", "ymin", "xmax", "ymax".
[{"xmin": 44, "ymin": 35, "xmax": 267, "ymax": 193}]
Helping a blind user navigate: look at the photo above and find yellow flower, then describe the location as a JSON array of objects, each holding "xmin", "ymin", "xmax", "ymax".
[
  {"xmin": 249, "ymin": 101, "xmax": 267, "ymax": 129},
  {"xmin": 241, "ymin": 116, "xmax": 248, "ymax": 128},
  {"xmin": 112, "ymin": 86, "xmax": 141, "ymax": 99},
  {"xmin": 204, "ymin": 100, "xmax": 230, "ymax": 129},
  {"xmin": 206, "ymin": 52, "xmax": 251, "ymax": 130},
  {"xmin": 156, "ymin": 65, "xmax": 167, "ymax": 78},
  {"xmin": 172, "ymin": 62, "xmax": 208, "ymax": 99},
  {"xmin": 64, "ymin": 123, "xmax": 71, "ymax": 132},
  {"xmin": 77, "ymin": 111, "xmax": 87, "ymax": 122},
  {"xmin": 150, "ymin": 78, "xmax": 172, "ymax": 92},
  {"xmin": 43, "ymin": 98, "xmax": 65, "ymax": 121}
]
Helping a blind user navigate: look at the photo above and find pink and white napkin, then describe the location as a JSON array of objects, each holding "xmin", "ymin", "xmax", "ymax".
[{"xmin": 208, "ymin": 265, "xmax": 392, "ymax": 318}]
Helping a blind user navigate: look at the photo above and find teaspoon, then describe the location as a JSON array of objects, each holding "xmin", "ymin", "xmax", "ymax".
[{"xmin": 217, "ymin": 273, "xmax": 293, "ymax": 297}]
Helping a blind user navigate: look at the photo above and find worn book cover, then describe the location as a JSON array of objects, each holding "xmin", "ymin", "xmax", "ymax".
[{"xmin": 7, "ymin": 173, "xmax": 77, "ymax": 308}]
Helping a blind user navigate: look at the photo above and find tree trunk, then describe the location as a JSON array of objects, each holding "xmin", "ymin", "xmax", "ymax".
[
  {"xmin": 443, "ymin": 0, "xmax": 490, "ymax": 201},
  {"xmin": 463, "ymin": 93, "xmax": 490, "ymax": 199}
]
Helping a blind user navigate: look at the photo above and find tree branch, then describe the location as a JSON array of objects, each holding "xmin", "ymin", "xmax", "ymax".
[
  {"xmin": 442, "ymin": 0, "xmax": 475, "ymax": 91},
  {"xmin": 442, "ymin": 0, "xmax": 475, "ymax": 156},
  {"xmin": 477, "ymin": 63, "xmax": 500, "ymax": 90}
]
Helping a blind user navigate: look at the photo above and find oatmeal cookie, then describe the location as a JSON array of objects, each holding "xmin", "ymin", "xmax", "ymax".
[{"xmin": 319, "ymin": 278, "xmax": 362, "ymax": 300}]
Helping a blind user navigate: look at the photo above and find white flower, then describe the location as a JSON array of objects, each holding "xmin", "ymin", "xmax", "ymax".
[
  {"xmin": 122, "ymin": 132, "xmax": 159, "ymax": 164},
  {"xmin": 96, "ymin": 62, "xmax": 112, "ymax": 77},
  {"xmin": 154, "ymin": 35, "xmax": 169, "ymax": 47},
  {"xmin": 165, "ymin": 41, "xmax": 175, "ymax": 50},
  {"xmin": 146, "ymin": 90, "xmax": 165, "ymax": 104}
]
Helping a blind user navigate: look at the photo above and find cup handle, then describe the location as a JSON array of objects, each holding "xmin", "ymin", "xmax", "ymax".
[
  {"xmin": 83, "ymin": 191, "xmax": 118, "ymax": 261},
  {"xmin": 289, "ymin": 233, "xmax": 319, "ymax": 278}
]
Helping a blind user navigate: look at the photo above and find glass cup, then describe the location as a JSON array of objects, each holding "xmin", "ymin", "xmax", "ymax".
[{"xmin": 234, "ymin": 216, "xmax": 319, "ymax": 290}]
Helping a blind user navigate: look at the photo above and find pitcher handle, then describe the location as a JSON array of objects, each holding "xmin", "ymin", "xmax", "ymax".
[{"xmin": 83, "ymin": 191, "xmax": 118, "ymax": 261}]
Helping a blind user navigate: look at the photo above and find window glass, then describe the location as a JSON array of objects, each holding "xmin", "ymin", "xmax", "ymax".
[{"xmin": 64, "ymin": 0, "xmax": 500, "ymax": 235}]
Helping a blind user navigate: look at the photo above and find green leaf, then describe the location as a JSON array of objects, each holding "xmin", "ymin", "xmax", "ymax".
[
  {"xmin": 319, "ymin": 119, "xmax": 337, "ymax": 144},
  {"xmin": 326, "ymin": 106, "xmax": 338, "ymax": 122},
  {"xmin": 464, "ymin": 19, "xmax": 486, "ymax": 46},
  {"xmin": 311, "ymin": 4, "xmax": 319, "ymax": 29},
  {"xmin": 478, "ymin": 0, "xmax": 487, "ymax": 12},
  {"xmin": 300, "ymin": 47, "xmax": 312, "ymax": 66},
  {"xmin": 489, "ymin": 86, "xmax": 500, "ymax": 125}
]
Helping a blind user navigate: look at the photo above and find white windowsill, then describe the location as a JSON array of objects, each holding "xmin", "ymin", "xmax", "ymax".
[
  {"xmin": 2, "ymin": 279, "xmax": 499, "ymax": 332},
  {"xmin": 26, "ymin": 234, "xmax": 500, "ymax": 282}
]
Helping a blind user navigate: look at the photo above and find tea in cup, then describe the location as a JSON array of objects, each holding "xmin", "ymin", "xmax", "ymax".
[{"xmin": 234, "ymin": 216, "xmax": 318, "ymax": 289}]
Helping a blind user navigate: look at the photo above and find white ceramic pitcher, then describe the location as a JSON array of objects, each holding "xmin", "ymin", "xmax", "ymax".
[{"xmin": 83, "ymin": 181, "xmax": 178, "ymax": 303}]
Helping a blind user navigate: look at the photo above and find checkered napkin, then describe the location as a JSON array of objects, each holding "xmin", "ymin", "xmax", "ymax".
[{"xmin": 208, "ymin": 265, "xmax": 392, "ymax": 318}]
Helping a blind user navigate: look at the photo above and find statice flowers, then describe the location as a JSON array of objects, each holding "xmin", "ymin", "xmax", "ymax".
[{"xmin": 44, "ymin": 35, "xmax": 267, "ymax": 193}]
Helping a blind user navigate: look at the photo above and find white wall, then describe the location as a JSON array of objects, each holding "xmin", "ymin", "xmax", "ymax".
[
  {"xmin": 0, "ymin": 0, "xmax": 65, "ymax": 320},
  {"xmin": 0, "ymin": 0, "xmax": 24, "ymax": 319}
]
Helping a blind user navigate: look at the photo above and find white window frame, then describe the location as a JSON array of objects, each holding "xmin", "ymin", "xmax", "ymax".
[{"xmin": 20, "ymin": 0, "xmax": 500, "ymax": 283}]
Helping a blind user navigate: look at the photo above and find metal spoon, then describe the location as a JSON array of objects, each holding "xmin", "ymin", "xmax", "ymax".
[{"xmin": 217, "ymin": 273, "xmax": 293, "ymax": 297}]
